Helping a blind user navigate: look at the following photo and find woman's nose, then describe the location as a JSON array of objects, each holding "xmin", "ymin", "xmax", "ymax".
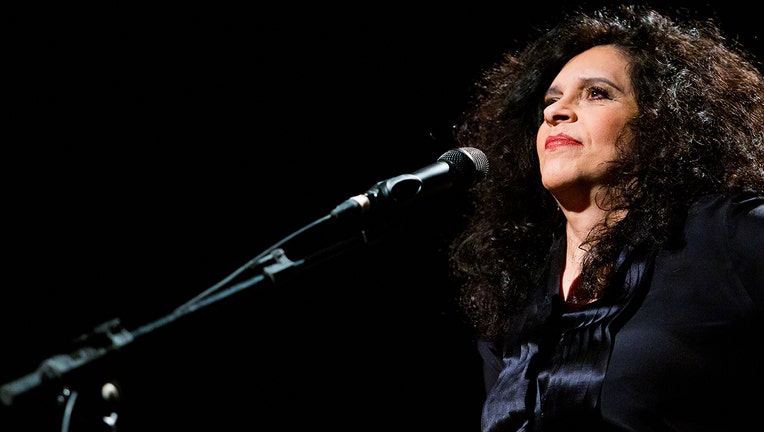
[{"xmin": 543, "ymin": 99, "xmax": 576, "ymax": 125}]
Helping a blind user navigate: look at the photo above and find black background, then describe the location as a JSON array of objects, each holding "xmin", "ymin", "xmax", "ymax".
[{"xmin": 4, "ymin": 1, "xmax": 762, "ymax": 431}]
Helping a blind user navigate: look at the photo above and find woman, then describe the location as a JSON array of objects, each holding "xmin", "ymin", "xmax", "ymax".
[{"xmin": 448, "ymin": 4, "xmax": 764, "ymax": 431}]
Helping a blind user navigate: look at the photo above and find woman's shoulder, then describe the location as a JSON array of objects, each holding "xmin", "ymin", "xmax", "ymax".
[
  {"xmin": 687, "ymin": 191, "xmax": 763, "ymax": 247},
  {"xmin": 688, "ymin": 191, "xmax": 764, "ymax": 232},
  {"xmin": 686, "ymin": 191, "xmax": 763, "ymax": 299}
]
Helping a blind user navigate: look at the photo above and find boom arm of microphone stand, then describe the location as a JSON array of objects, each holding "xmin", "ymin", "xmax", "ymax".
[
  {"xmin": 0, "ymin": 318, "xmax": 134, "ymax": 408},
  {"xmin": 0, "ymin": 226, "xmax": 370, "ymax": 410}
]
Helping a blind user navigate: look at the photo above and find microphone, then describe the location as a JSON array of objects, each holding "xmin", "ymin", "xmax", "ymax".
[{"xmin": 330, "ymin": 147, "xmax": 488, "ymax": 220}]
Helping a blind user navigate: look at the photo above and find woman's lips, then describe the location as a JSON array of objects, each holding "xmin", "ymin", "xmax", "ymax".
[{"xmin": 545, "ymin": 134, "xmax": 582, "ymax": 150}]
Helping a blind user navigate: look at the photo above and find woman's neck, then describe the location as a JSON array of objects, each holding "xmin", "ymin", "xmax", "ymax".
[{"xmin": 560, "ymin": 205, "xmax": 607, "ymax": 300}]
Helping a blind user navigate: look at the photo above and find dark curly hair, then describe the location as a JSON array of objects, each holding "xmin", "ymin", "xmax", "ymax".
[{"xmin": 448, "ymin": 4, "xmax": 764, "ymax": 342}]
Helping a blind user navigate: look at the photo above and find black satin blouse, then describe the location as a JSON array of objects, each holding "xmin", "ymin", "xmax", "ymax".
[{"xmin": 478, "ymin": 192, "xmax": 764, "ymax": 431}]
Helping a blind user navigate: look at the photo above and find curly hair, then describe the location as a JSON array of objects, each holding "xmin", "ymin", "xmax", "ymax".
[{"xmin": 448, "ymin": 4, "xmax": 764, "ymax": 342}]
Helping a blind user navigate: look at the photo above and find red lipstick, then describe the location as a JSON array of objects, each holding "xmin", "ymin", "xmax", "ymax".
[{"xmin": 545, "ymin": 134, "xmax": 582, "ymax": 150}]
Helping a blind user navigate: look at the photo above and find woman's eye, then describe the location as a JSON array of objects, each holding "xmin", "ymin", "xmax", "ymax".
[{"xmin": 588, "ymin": 86, "xmax": 611, "ymax": 99}]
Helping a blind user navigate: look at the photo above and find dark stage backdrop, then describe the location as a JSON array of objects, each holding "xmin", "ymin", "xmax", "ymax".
[{"xmin": 4, "ymin": 1, "xmax": 762, "ymax": 431}]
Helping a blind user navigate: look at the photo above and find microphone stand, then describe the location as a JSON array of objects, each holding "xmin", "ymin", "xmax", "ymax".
[
  {"xmin": 0, "ymin": 213, "xmax": 375, "ymax": 431},
  {"xmin": 0, "ymin": 147, "xmax": 476, "ymax": 430}
]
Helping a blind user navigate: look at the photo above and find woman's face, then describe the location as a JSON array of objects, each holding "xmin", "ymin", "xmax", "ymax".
[{"xmin": 536, "ymin": 44, "xmax": 638, "ymax": 210}]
